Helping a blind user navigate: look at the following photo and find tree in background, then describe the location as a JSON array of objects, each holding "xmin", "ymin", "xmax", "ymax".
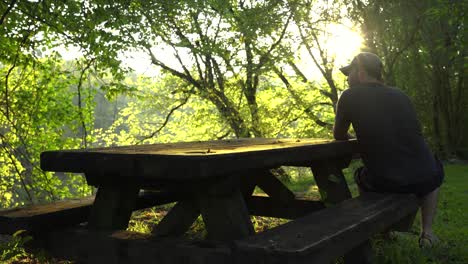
[
  {"xmin": 1, "ymin": 0, "xmax": 464, "ymax": 207},
  {"xmin": 5, "ymin": 0, "xmax": 346, "ymax": 139},
  {"xmin": 0, "ymin": 0, "xmax": 126, "ymax": 205},
  {"xmin": 119, "ymin": 0, "xmax": 295, "ymax": 138},
  {"xmin": 1, "ymin": 0, "xmax": 352, "ymax": 205},
  {"xmin": 280, "ymin": 0, "xmax": 351, "ymax": 130}
]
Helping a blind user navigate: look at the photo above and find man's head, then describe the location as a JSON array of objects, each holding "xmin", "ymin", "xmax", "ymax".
[{"xmin": 340, "ymin": 52, "xmax": 383, "ymax": 87}]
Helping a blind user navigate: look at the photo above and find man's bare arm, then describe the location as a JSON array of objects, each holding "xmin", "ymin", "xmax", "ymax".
[
  {"xmin": 333, "ymin": 91, "xmax": 353, "ymax": 140},
  {"xmin": 333, "ymin": 121, "xmax": 351, "ymax": 140}
]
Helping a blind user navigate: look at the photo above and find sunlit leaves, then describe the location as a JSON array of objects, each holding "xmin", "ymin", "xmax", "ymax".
[
  {"xmin": 0, "ymin": 55, "xmax": 95, "ymax": 206},
  {"xmin": 2, "ymin": 0, "xmax": 431, "ymax": 208}
]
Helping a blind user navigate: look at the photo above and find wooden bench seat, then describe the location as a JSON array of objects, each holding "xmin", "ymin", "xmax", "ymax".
[
  {"xmin": 0, "ymin": 191, "xmax": 180, "ymax": 235},
  {"xmin": 39, "ymin": 228, "xmax": 232, "ymax": 264},
  {"xmin": 233, "ymin": 193, "xmax": 419, "ymax": 264}
]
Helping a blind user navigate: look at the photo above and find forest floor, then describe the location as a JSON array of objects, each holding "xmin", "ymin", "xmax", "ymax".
[{"xmin": 1, "ymin": 163, "xmax": 467, "ymax": 263}]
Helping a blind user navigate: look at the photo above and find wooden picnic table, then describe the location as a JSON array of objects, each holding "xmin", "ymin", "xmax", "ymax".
[
  {"xmin": 32, "ymin": 138, "xmax": 422, "ymax": 263},
  {"xmin": 40, "ymin": 138, "xmax": 359, "ymax": 242}
]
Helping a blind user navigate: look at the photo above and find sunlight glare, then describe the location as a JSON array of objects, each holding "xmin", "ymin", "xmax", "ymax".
[
  {"xmin": 324, "ymin": 23, "xmax": 363, "ymax": 66},
  {"xmin": 297, "ymin": 23, "xmax": 364, "ymax": 80}
]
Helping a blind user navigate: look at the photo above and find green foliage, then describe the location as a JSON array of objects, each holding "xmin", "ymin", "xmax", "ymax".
[
  {"xmin": 0, "ymin": 3, "xmax": 464, "ymax": 262},
  {"xmin": 0, "ymin": 230, "xmax": 32, "ymax": 262},
  {"xmin": 0, "ymin": 0, "xmax": 465, "ymax": 211},
  {"xmin": 0, "ymin": 55, "xmax": 95, "ymax": 207},
  {"xmin": 0, "ymin": 0, "xmax": 360, "ymax": 203},
  {"xmin": 92, "ymin": 74, "xmax": 227, "ymax": 145}
]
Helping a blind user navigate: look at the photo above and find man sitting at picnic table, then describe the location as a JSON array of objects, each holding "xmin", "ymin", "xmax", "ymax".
[{"xmin": 333, "ymin": 52, "xmax": 444, "ymax": 247}]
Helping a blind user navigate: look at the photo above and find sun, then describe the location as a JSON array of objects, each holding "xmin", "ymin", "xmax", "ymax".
[
  {"xmin": 324, "ymin": 23, "xmax": 364, "ymax": 66},
  {"xmin": 296, "ymin": 22, "xmax": 364, "ymax": 80}
]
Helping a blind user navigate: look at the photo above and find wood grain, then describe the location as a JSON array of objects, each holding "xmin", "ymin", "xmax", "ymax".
[
  {"xmin": 233, "ymin": 193, "xmax": 419, "ymax": 264},
  {"xmin": 40, "ymin": 139, "xmax": 358, "ymax": 185}
]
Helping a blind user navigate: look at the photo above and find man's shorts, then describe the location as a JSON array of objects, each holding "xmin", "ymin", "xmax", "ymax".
[{"xmin": 353, "ymin": 160, "xmax": 444, "ymax": 198}]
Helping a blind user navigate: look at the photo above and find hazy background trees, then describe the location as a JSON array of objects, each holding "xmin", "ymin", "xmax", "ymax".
[{"xmin": 0, "ymin": 0, "xmax": 466, "ymax": 207}]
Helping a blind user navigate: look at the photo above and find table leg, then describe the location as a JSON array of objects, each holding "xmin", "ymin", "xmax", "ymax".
[
  {"xmin": 153, "ymin": 175, "xmax": 254, "ymax": 240},
  {"xmin": 310, "ymin": 159, "xmax": 352, "ymax": 205},
  {"xmin": 87, "ymin": 182, "xmax": 139, "ymax": 230},
  {"xmin": 199, "ymin": 189, "xmax": 254, "ymax": 242},
  {"xmin": 310, "ymin": 157, "xmax": 372, "ymax": 264}
]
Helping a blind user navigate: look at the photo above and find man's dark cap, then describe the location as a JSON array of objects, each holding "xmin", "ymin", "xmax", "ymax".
[{"xmin": 339, "ymin": 52, "xmax": 383, "ymax": 78}]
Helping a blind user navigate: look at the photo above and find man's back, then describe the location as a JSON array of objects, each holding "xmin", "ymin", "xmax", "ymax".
[
  {"xmin": 337, "ymin": 83, "xmax": 440, "ymax": 192},
  {"xmin": 336, "ymin": 52, "xmax": 442, "ymax": 246}
]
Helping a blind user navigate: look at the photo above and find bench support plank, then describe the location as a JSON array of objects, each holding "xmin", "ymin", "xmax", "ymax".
[
  {"xmin": 152, "ymin": 200, "xmax": 200, "ymax": 237},
  {"xmin": 254, "ymin": 170, "xmax": 296, "ymax": 202},
  {"xmin": 390, "ymin": 209, "xmax": 418, "ymax": 232}
]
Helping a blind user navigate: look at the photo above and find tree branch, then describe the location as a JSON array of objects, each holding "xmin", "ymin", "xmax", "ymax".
[
  {"xmin": 256, "ymin": 11, "xmax": 293, "ymax": 71},
  {"xmin": 145, "ymin": 45, "xmax": 200, "ymax": 89},
  {"xmin": 76, "ymin": 58, "xmax": 94, "ymax": 149},
  {"xmin": 0, "ymin": 130, "xmax": 59, "ymax": 202},
  {"xmin": 3, "ymin": 32, "xmax": 26, "ymax": 121},
  {"xmin": 288, "ymin": 60, "xmax": 309, "ymax": 83},
  {"xmin": 139, "ymin": 95, "xmax": 191, "ymax": 143},
  {"xmin": 0, "ymin": 140, "xmax": 33, "ymax": 203},
  {"xmin": 274, "ymin": 67, "xmax": 333, "ymax": 129},
  {"xmin": 0, "ymin": 0, "xmax": 17, "ymax": 25}
]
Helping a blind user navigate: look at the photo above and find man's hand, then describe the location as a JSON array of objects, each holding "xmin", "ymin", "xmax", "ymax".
[{"xmin": 333, "ymin": 123, "xmax": 352, "ymax": 140}]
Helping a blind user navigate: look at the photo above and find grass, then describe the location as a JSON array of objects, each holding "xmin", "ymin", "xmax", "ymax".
[
  {"xmin": 368, "ymin": 164, "xmax": 468, "ymax": 264},
  {"xmin": 1, "ymin": 163, "xmax": 467, "ymax": 263}
]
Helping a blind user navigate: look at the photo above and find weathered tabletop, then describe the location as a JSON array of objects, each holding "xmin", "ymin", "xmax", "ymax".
[
  {"xmin": 41, "ymin": 138, "xmax": 358, "ymax": 181},
  {"xmin": 40, "ymin": 138, "xmax": 359, "ymax": 242}
]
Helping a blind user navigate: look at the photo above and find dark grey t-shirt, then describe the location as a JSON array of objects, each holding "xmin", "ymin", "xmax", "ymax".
[{"xmin": 335, "ymin": 83, "xmax": 440, "ymax": 190}]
